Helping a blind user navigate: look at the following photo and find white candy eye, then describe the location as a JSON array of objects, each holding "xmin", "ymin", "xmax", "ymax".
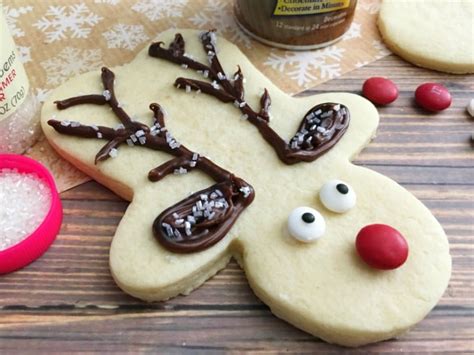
[
  {"xmin": 319, "ymin": 180, "xmax": 356, "ymax": 213},
  {"xmin": 287, "ymin": 207, "xmax": 325, "ymax": 243}
]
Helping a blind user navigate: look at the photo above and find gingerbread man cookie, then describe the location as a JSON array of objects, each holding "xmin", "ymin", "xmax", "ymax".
[{"xmin": 41, "ymin": 29, "xmax": 451, "ymax": 347}]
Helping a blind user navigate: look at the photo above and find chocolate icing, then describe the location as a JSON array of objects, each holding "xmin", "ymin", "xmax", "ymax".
[
  {"xmin": 48, "ymin": 67, "xmax": 254, "ymax": 253},
  {"xmin": 148, "ymin": 30, "xmax": 350, "ymax": 165}
]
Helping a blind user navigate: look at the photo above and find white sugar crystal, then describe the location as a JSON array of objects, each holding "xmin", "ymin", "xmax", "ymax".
[
  {"xmin": 315, "ymin": 109, "xmax": 322, "ymax": 115},
  {"xmin": 200, "ymin": 194, "xmax": 208, "ymax": 201},
  {"xmin": 334, "ymin": 104, "xmax": 340, "ymax": 111},
  {"xmin": 240, "ymin": 186, "xmax": 252, "ymax": 198},
  {"xmin": 317, "ymin": 126, "xmax": 326, "ymax": 133},
  {"xmin": 60, "ymin": 120, "xmax": 71, "ymax": 127},
  {"xmin": 130, "ymin": 134, "xmax": 137, "ymax": 143},
  {"xmin": 135, "ymin": 130, "xmax": 145, "ymax": 138},
  {"xmin": 173, "ymin": 212, "xmax": 179, "ymax": 219},
  {"xmin": 211, "ymin": 81, "xmax": 220, "ymax": 89},
  {"xmin": 109, "ymin": 148, "xmax": 118, "ymax": 158},
  {"xmin": 103, "ymin": 90, "xmax": 112, "ymax": 101},
  {"xmin": 70, "ymin": 121, "xmax": 81, "ymax": 127},
  {"xmin": 138, "ymin": 136, "xmax": 146, "ymax": 145},
  {"xmin": 174, "ymin": 167, "xmax": 187, "ymax": 175},
  {"xmin": 189, "ymin": 161, "xmax": 196, "ymax": 168},
  {"xmin": 207, "ymin": 211, "xmax": 216, "ymax": 220},
  {"xmin": 217, "ymin": 72, "xmax": 225, "ymax": 80},
  {"xmin": 0, "ymin": 169, "xmax": 52, "ymax": 251},
  {"xmin": 91, "ymin": 124, "xmax": 99, "ymax": 131},
  {"xmin": 203, "ymin": 70, "xmax": 209, "ymax": 78},
  {"xmin": 126, "ymin": 139, "xmax": 134, "ymax": 146},
  {"xmin": 185, "ymin": 85, "xmax": 191, "ymax": 93},
  {"xmin": 192, "ymin": 153, "xmax": 199, "ymax": 161},
  {"xmin": 216, "ymin": 190, "xmax": 223, "ymax": 197},
  {"xmin": 239, "ymin": 101, "xmax": 246, "ymax": 108},
  {"xmin": 97, "ymin": 132, "xmax": 103, "ymax": 139}
]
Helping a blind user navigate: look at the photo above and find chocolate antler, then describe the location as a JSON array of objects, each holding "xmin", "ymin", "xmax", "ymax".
[
  {"xmin": 48, "ymin": 67, "xmax": 254, "ymax": 253},
  {"xmin": 149, "ymin": 30, "xmax": 350, "ymax": 165}
]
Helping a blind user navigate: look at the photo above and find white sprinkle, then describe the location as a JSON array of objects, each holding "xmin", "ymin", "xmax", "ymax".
[
  {"xmin": 70, "ymin": 121, "xmax": 81, "ymax": 127},
  {"xmin": 234, "ymin": 100, "xmax": 240, "ymax": 107},
  {"xmin": 135, "ymin": 130, "xmax": 145, "ymax": 138},
  {"xmin": 175, "ymin": 218, "xmax": 185, "ymax": 225},
  {"xmin": 91, "ymin": 124, "xmax": 99, "ymax": 131},
  {"xmin": 103, "ymin": 90, "xmax": 112, "ymax": 101},
  {"xmin": 139, "ymin": 136, "xmax": 146, "ymax": 145},
  {"xmin": 192, "ymin": 153, "xmax": 199, "ymax": 161},
  {"xmin": 207, "ymin": 50, "xmax": 215, "ymax": 57},
  {"xmin": 181, "ymin": 64, "xmax": 188, "ymax": 69},
  {"xmin": 130, "ymin": 134, "xmax": 137, "ymax": 143},
  {"xmin": 185, "ymin": 85, "xmax": 192, "ymax": 93},
  {"xmin": 197, "ymin": 200, "xmax": 203, "ymax": 210},
  {"xmin": 187, "ymin": 215, "xmax": 196, "ymax": 224},
  {"xmin": 467, "ymin": 99, "xmax": 474, "ymax": 117},
  {"xmin": 234, "ymin": 74, "xmax": 240, "ymax": 81},
  {"xmin": 60, "ymin": 120, "xmax": 71, "ymax": 127},
  {"xmin": 189, "ymin": 161, "xmax": 196, "ymax": 168},
  {"xmin": 239, "ymin": 101, "xmax": 246, "ymax": 108},
  {"xmin": 200, "ymin": 194, "xmax": 208, "ymax": 201},
  {"xmin": 208, "ymin": 211, "xmax": 216, "ymax": 220},
  {"xmin": 97, "ymin": 132, "xmax": 103, "ymax": 139},
  {"xmin": 216, "ymin": 190, "xmax": 223, "ymax": 197},
  {"xmin": 0, "ymin": 169, "xmax": 52, "ymax": 251},
  {"xmin": 334, "ymin": 104, "xmax": 340, "ymax": 111},
  {"xmin": 174, "ymin": 167, "xmax": 187, "ymax": 175},
  {"xmin": 203, "ymin": 70, "xmax": 209, "ymax": 78},
  {"xmin": 109, "ymin": 148, "xmax": 118, "ymax": 158},
  {"xmin": 315, "ymin": 109, "xmax": 322, "ymax": 115},
  {"xmin": 217, "ymin": 72, "xmax": 225, "ymax": 80},
  {"xmin": 239, "ymin": 186, "xmax": 252, "ymax": 198},
  {"xmin": 211, "ymin": 81, "xmax": 220, "ymax": 89},
  {"xmin": 173, "ymin": 213, "xmax": 179, "ymax": 219},
  {"xmin": 317, "ymin": 126, "xmax": 326, "ymax": 133},
  {"xmin": 174, "ymin": 229, "xmax": 182, "ymax": 240}
]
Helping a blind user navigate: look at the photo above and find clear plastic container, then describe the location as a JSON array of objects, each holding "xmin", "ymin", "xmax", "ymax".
[{"xmin": 0, "ymin": 5, "xmax": 41, "ymax": 154}]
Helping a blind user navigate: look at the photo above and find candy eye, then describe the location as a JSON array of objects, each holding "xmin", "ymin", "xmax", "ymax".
[
  {"xmin": 319, "ymin": 180, "xmax": 356, "ymax": 213},
  {"xmin": 287, "ymin": 207, "xmax": 325, "ymax": 243}
]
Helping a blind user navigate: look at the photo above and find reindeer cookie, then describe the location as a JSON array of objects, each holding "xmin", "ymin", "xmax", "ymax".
[{"xmin": 41, "ymin": 29, "xmax": 451, "ymax": 347}]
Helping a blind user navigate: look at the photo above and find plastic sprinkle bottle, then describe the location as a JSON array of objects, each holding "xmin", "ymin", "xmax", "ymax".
[{"xmin": 0, "ymin": 5, "xmax": 41, "ymax": 153}]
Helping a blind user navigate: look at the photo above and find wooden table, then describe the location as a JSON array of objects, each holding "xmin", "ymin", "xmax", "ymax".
[{"xmin": 1, "ymin": 55, "xmax": 473, "ymax": 353}]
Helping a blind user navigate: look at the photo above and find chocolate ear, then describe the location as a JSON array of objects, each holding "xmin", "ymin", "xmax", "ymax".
[
  {"xmin": 285, "ymin": 103, "xmax": 350, "ymax": 164},
  {"xmin": 153, "ymin": 178, "xmax": 254, "ymax": 253}
]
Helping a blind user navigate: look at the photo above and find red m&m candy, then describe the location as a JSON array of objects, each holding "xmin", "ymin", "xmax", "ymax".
[
  {"xmin": 362, "ymin": 77, "xmax": 399, "ymax": 105},
  {"xmin": 415, "ymin": 83, "xmax": 452, "ymax": 112},
  {"xmin": 356, "ymin": 224, "xmax": 409, "ymax": 270}
]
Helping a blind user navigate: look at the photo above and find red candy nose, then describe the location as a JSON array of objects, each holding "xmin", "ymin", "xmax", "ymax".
[{"xmin": 356, "ymin": 224, "xmax": 409, "ymax": 270}]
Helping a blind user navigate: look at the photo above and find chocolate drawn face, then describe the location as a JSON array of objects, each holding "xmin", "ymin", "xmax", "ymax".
[{"xmin": 40, "ymin": 29, "xmax": 451, "ymax": 347}]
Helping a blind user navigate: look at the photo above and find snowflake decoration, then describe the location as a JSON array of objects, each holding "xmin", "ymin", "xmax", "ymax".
[
  {"xmin": 189, "ymin": 1, "xmax": 252, "ymax": 48},
  {"xmin": 359, "ymin": 0, "xmax": 381, "ymax": 14},
  {"xmin": 264, "ymin": 46, "xmax": 345, "ymax": 87},
  {"xmin": 33, "ymin": 3, "xmax": 103, "ymax": 43},
  {"xmin": 94, "ymin": 0, "xmax": 121, "ymax": 4},
  {"xmin": 132, "ymin": 0, "xmax": 188, "ymax": 21},
  {"xmin": 17, "ymin": 46, "xmax": 31, "ymax": 63},
  {"xmin": 342, "ymin": 22, "xmax": 361, "ymax": 41},
  {"xmin": 3, "ymin": 5, "xmax": 33, "ymax": 38},
  {"xmin": 372, "ymin": 39, "xmax": 391, "ymax": 58},
  {"xmin": 41, "ymin": 47, "xmax": 102, "ymax": 86},
  {"xmin": 103, "ymin": 24, "xmax": 149, "ymax": 50},
  {"xmin": 35, "ymin": 88, "xmax": 52, "ymax": 103}
]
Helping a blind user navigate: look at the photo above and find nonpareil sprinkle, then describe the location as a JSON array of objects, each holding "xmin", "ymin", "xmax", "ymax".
[{"xmin": 0, "ymin": 169, "xmax": 51, "ymax": 251}]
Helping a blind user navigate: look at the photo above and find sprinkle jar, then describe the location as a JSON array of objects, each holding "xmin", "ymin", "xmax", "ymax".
[
  {"xmin": 0, "ymin": 5, "xmax": 41, "ymax": 154},
  {"xmin": 0, "ymin": 154, "xmax": 62, "ymax": 274}
]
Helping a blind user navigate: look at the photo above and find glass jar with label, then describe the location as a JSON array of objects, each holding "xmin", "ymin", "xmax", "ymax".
[
  {"xmin": 234, "ymin": 0, "xmax": 358, "ymax": 50},
  {"xmin": 0, "ymin": 5, "xmax": 41, "ymax": 154}
]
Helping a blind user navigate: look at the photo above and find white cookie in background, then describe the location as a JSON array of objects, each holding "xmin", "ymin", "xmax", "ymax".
[{"xmin": 378, "ymin": 0, "xmax": 474, "ymax": 74}]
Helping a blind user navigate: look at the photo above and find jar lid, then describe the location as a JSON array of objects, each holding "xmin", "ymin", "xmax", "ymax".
[{"xmin": 0, "ymin": 154, "xmax": 63, "ymax": 274}]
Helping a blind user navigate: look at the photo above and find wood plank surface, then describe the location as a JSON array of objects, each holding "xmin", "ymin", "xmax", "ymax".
[{"xmin": 1, "ymin": 55, "xmax": 473, "ymax": 353}]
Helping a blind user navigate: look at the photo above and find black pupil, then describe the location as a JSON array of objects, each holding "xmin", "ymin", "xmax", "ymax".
[
  {"xmin": 301, "ymin": 212, "xmax": 315, "ymax": 223},
  {"xmin": 336, "ymin": 183, "xmax": 349, "ymax": 194}
]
